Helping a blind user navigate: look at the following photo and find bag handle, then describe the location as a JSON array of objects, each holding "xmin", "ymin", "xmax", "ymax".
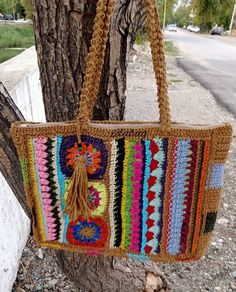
[
  {"xmin": 77, "ymin": 0, "xmax": 115, "ymax": 135},
  {"xmin": 66, "ymin": 0, "xmax": 114, "ymax": 221},
  {"xmin": 78, "ymin": 0, "xmax": 171, "ymax": 131}
]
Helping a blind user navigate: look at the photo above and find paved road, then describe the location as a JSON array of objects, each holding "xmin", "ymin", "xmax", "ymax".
[{"xmin": 165, "ymin": 30, "xmax": 236, "ymax": 117}]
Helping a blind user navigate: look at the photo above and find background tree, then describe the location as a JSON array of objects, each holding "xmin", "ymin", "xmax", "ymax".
[
  {"xmin": 0, "ymin": 0, "xmax": 17, "ymax": 15},
  {"xmin": 157, "ymin": 0, "xmax": 178, "ymax": 25},
  {"xmin": 218, "ymin": 0, "xmax": 236, "ymax": 29},
  {"xmin": 20, "ymin": 0, "xmax": 31, "ymax": 18},
  {"xmin": 191, "ymin": 0, "xmax": 235, "ymax": 30},
  {"xmin": 0, "ymin": 0, "xmax": 171, "ymax": 291},
  {"xmin": 173, "ymin": 5, "xmax": 192, "ymax": 27},
  {"xmin": 0, "ymin": 0, "xmax": 26, "ymax": 18}
]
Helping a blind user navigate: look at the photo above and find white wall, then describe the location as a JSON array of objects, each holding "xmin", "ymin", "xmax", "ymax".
[{"xmin": 0, "ymin": 47, "xmax": 44, "ymax": 292}]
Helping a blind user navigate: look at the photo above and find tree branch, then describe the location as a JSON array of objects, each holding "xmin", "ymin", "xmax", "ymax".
[{"xmin": 0, "ymin": 82, "xmax": 30, "ymax": 218}]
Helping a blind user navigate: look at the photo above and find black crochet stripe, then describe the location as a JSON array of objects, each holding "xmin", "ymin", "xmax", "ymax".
[
  {"xmin": 113, "ymin": 138, "xmax": 125, "ymax": 247},
  {"xmin": 204, "ymin": 212, "xmax": 217, "ymax": 233},
  {"xmin": 46, "ymin": 138, "xmax": 61, "ymax": 240}
]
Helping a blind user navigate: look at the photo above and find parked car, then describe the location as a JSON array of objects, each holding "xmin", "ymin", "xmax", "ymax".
[
  {"xmin": 4, "ymin": 14, "xmax": 14, "ymax": 20},
  {"xmin": 187, "ymin": 25, "xmax": 200, "ymax": 33},
  {"xmin": 211, "ymin": 27, "xmax": 223, "ymax": 35},
  {"xmin": 168, "ymin": 24, "xmax": 177, "ymax": 32}
]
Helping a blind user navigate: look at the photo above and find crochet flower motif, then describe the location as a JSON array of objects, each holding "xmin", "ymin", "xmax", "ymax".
[
  {"xmin": 59, "ymin": 135, "xmax": 107, "ymax": 179},
  {"xmin": 88, "ymin": 182, "xmax": 107, "ymax": 216},
  {"xmin": 66, "ymin": 143, "xmax": 101, "ymax": 175},
  {"xmin": 66, "ymin": 217, "xmax": 108, "ymax": 247},
  {"xmin": 88, "ymin": 185, "xmax": 101, "ymax": 210}
]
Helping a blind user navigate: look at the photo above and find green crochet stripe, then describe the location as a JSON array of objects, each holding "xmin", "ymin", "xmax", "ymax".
[
  {"xmin": 125, "ymin": 140, "xmax": 135, "ymax": 248},
  {"xmin": 20, "ymin": 159, "xmax": 29, "ymax": 186}
]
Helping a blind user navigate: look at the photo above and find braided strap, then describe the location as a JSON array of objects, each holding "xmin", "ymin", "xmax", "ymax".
[
  {"xmin": 78, "ymin": 0, "xmax": 115, "ymax": 130},
  {"xmin": 146, "ymin": 0, "xmax": 171, "ymax": 129},
  {"xmin": 78, "ymin": 0, "xmax": 171, "ymax": 130}
]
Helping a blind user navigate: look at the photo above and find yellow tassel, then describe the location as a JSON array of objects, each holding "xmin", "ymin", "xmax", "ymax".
[{"xmin": 65, "ymin": 154, "xmax": 92, "ymax": 222}]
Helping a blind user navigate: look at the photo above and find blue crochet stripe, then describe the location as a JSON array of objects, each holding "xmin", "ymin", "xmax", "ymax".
[
  {"xmin": 56, "ymin": 136, "xmax": 69, "ymax": 243},
  {"xmin": 141, "ymin": 140, "xmax": 151, "ymax": 254},
  {"xmin": 127, "ymin": 253, "xmax": 150, "ymax": 262},
  {"xmin": 167, "ymin": 139, "xmax": 191, "ymax": 255},
  {"xmin": 211, "ymin": 164, "xmax": 225, "ymax": 189},
  {"xmin": 147, "ymin": 138, "xmax": 165, "ymax": 254}
]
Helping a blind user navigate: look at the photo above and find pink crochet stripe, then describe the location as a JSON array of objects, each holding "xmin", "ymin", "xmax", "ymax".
[
  {"xmin": 129, "ymin": 143, "xmax": 143, "ymax": 252},
  {"xmin": 35, "ymin": 138, "xmax": 56, "ymax": 241}
]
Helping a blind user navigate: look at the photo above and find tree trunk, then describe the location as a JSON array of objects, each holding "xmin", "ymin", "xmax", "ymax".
[
  {"xmin": 32, "ymin": 0, "xmax": 145, "ymax": 121},
  {"xmin": 0, "ymin": 0, "xmax": 172, "ymax": 291},
  {"xmin": 0, "ymin": 83, "xmax": 30, "ymax": 218}
]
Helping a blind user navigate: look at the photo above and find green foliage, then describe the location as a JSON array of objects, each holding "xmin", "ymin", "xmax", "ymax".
[
  {"xmin": 0, "ymin": 0, "xmax": 17, "ymax": 14},
  {"xmin": 0, "ymin": 25, "xmax": 34, "ymax": 48},
  {"xmin": 135, "ymin": 30, "xmax": 148, "ymax": 45},
  {"xmin": 20, "ymin": 0, "xmax": 32, "ymax": 19},
  {"xmin": 191, "ymin": 0, "xmax": 235, "ymax": 30},
  {"xmin": 0, "ymin": 24, "xmax": 34, "ymax": 63},
  {"xmin": 164, "ymin": 40, "xmax": 177, "ymax": 55},
  {"xmin": 174, "ymin": 5, "xmax": 192, "ymax": 27},
  {"xmin": 0, "ymin": 48, "xmax": 24, "ymax": 63},
  {"xmin": 218, "ymin": 1, "xmax": 236, "ymax": 29},
  {"xmin": 16, "ymin": 2, "xmax": 25, "ymax": 18},
  {"xmin": 0, "ymin": 0, "xmax": 31, "ymax": 19},
  {"xmin": 157, "ymin": 0, "xmax": 178, "ymax": 25}
]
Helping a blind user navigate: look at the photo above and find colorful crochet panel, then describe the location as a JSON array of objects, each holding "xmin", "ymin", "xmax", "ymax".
[
  {"xmin": 16, "ymin": 127, "xmax": 231, "ymax": 262},
  {"xmin": 109, "ymin": 137, "xmax": 208, "ymax": 256}
]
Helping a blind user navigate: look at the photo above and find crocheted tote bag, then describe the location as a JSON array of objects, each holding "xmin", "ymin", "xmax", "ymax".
[{"xmin": 11, "ymin": 0, "xmax": 232, "ymax": 262}]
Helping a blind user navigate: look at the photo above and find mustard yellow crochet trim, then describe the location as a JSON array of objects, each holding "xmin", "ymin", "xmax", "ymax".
[{"xmin": 121, "ymin": 139, "xmax": 130, "ymax": 249}]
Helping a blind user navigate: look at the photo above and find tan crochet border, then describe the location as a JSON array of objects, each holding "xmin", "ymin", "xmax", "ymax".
[
  {"xmin": 11, "ymin": 121, "xmax": 232, "ymax": 262},
  {"xmin": 10, "ymin": 0, "xmax": 233, "ymax": 262}
]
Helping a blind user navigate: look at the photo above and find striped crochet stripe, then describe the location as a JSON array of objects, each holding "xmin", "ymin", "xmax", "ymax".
[
  {"xmin": 109, "ymin": 140, "xmax": 117, "ymax": 248},
  {"xmin": 129, "ymin": 142, "xmax": 144, "ymax": 252},
  {"xmin": 167, "ymin": 139, "xmax": 191, "ymax": 255},
  {"xmin": 56, "ymin": 136, "xmax": 69, "ymax": 243},
  {"xmin": 113, "ymin": 139, "xmax": 125, "ymax": 247},
  {"xmin": 141, "ymin": 140, "xmax": 152, "ymax": 254},
  {"xmin": 48, "ymin": 137, "xmax": 65, "ymax": 242},
  {"xmin": 121, "ymin": 140, "xmax": 135, "ymax": 248},
  {"xmin": 34, "ymin": 138, "xmax": 56, "ymax": 241},
  {"xmin": 46, "ymin": 138, "xmax": 61, "ymax": 241},
  {"xmin": 19, "ymin": 159, "xmax": 29, "ymax": 186},
  {"xmin": 180, "ymin": 140, "xmax": 198, "ymax": 253},
  {"xmin": 125, "ymin": 141, "xmax": 135, "ymax": 248},
  {"xmin": 192, "ymin": 141, "xmax": 210, "ymax": 253},
  {"xmin": 28, "ymin": 139, "xmax": 47, "ymax": 240},
  {"xmin": 144, "ymin": 138, "xmax": 167, "ymax": 254},
  {"xmin": 156, "ymin": 138, "xmax": 168, "ymax": 253}
]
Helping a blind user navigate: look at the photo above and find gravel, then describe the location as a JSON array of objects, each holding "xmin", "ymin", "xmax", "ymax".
[{"xmin": 13, "ymin": 43, "xmax": 236, "ymax": 292}]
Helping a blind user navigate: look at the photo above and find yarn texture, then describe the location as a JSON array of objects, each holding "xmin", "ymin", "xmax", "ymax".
[{"xmin": 10, "ymin": 0, "xmax": 233, "ymax": 262}]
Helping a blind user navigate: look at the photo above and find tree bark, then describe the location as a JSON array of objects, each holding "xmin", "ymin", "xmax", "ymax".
[
  {"xmin": 32, "ymin": 0, "xmax": 145, "ymax": 121},
  {"xmin": 0, "ymin": 0, "xmax": 171, "ymax": 291},
  {"xmin": 0, "ymin": 83, "xmax": 30, "ymax": 218}
]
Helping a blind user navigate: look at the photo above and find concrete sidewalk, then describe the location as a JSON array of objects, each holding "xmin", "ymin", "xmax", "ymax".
[{"xmin": 0, "ymin": 47, "xmax": 38, "ymax": 91}]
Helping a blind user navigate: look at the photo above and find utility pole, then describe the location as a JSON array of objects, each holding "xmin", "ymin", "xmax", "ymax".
[
  {"xmin": 163, "ymin": 0, "xmax": 167, "ymax": 32},
  {"xmin": 229, "ymin": 4, "xmax": 236, "ymax": 36}
]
